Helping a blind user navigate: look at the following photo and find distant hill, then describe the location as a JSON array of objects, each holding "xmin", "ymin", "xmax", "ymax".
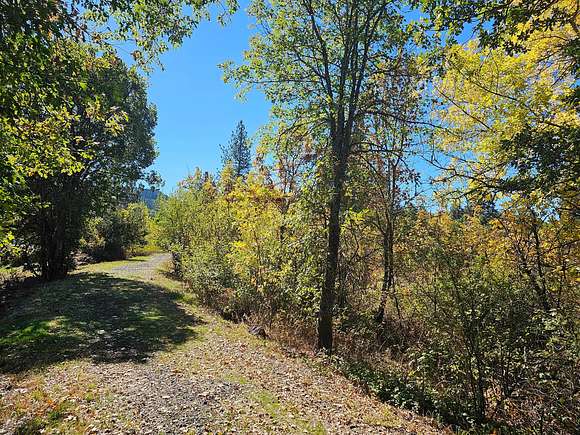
[{"xmin": 139, "ymin": 189, "xmax": 165, "ymax": 210}]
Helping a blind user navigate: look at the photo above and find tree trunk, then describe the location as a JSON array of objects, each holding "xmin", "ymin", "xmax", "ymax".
[
  {"xmin": 318, "ymin": 158, "xmax": 346, "ymax": 353},
  {"xmin": 375, "ymin": 217, "xmax": 402, "ymax": 325},
  {"xmin": 375, "ymin": 227, "xmax": 393, "ymax": 323},
  {"xmin": 37, "ymin": 192, "xmax": 72, "ymax": 282},
  {"xmin": 40, "ymin": 216, "xmax": 69, "ymax": 281}
]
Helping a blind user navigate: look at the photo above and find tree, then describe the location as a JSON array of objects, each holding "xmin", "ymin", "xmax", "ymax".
[
  {"xmin": 430, "ymin": 27, "xmax": 578, "ymax": 207},
  {"xmin": 418, "ymin": 0, "xmax": 579, "ymax": 207},
  {"xmin": 221, "ymin": 120, "xmax": 252, "ymax": 178},
  {"xmin": 0, "ymin": 0, "xmax": 235, "ymax": 246},
  {"xmin": 224, "ymin": 0, "xmax": 416, "ymax": 352},
  {"xmin": 356, "ymin": 51, "xmax": 423, "ymax": 323},
  {"xmin": 428, "ymin": 30, "xmax": 579, "ymax": 315},
  {"xmin": 363, "ymin": 125, "xmax": 420, "ymax": 324},
  {"xmin": 1, "ymin": 2, "xmax": 80, "ymax": 248},
  {"xmin": 414, "ymin": 0, "xmax": 579, "ymax": 55},
  {"xmin": 15, "ymin": 44, "xmax": 157, "ymax": 280}
]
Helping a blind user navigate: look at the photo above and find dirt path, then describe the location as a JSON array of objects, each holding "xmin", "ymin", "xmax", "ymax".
[
  {"xmin": 0, "ymin": 255, "xmax": 440, "ymax": 434},
  {"xmin": 109, "ymin": 253, "xmax": 171, "ymax": 280}
]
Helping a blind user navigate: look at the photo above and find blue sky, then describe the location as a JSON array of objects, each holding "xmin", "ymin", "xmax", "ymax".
[
  {"xmin": 143, "ymin": 4, "xmax": 474, "ymax": 194},
  {"xmin": 146, "ymin": 6, "xmax": 269, "ymax": 193}
]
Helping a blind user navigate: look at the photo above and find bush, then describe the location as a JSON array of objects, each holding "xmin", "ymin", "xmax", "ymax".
[
  {"xmin": 81, "ymin": 203, "xmax": 150, "ymax": 261},
  {"xmin": 338, "ymin": 359, "xmax": 469, "ymax": 428},
  {"xmin": 400, "ymin": 212, "xmax": 579, "ymax": 432}
]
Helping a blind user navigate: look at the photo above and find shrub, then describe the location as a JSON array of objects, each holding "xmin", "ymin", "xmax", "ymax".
[{"xmin": 81, "ymin": 203, "xmax": 150, "ymax": 261}]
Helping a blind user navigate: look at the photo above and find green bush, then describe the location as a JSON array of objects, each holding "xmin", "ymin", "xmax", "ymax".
[
  {"xmin": 339, "ymin": 359, "xmax": 470, "ymax": 428},
  {"xmin": 81, "ymin": 203, "xmax": 150, "ymax": 261}
]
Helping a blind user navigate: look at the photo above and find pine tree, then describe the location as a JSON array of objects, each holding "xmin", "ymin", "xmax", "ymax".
[{"xmin": 221, "ymin": 120, "xmax": 251, "ymax": 178}]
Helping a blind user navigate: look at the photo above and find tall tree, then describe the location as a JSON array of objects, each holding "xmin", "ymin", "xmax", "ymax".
[
  {"xmin": 221, "ymin": 120, "xmax": 252, "ymax": 178},
  {"xmin": 0, "ymin": 0, "xmax": 235, "ymax": 247},
  {"xmin": 16, "ymin": 44, "xmax": 157, "ymax": 280},
  {"xmin": 361, "ymin": 62, "xmax": 422, "ymax": 323},
  {"xmin": 224, "ymin": 0, "xmax": 415, "ymax": 352}
]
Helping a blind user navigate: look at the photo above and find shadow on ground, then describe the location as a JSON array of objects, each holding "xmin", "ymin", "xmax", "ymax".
[{"xmin": 0, "ymin": 272, "xmax": 202, "ymax": 373}]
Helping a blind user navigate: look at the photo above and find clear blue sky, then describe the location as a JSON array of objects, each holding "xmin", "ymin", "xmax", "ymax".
[{"xmin": 146, "ymin": 6, "xmax": 269, "ymax": 193}]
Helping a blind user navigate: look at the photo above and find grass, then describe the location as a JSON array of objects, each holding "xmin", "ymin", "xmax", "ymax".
[
  {"xmin": 3, "ymin": 372, "xmax": 101, "ymax": 434},
  {"xmin": 248, "ymin": 388, "xmax": 327, "ymax": 434},
  {"xmin": 0, "ymin": 271, "xmax": 204, "ymax": 373}
]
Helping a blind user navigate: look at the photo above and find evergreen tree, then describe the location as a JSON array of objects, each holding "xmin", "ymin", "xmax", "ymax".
[{"xmin": 221, "ymin": 120, "xmax": 251, "ymax": 178}]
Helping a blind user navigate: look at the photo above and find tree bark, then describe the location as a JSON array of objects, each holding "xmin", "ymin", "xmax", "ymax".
[
  {"xmin": 318, "ymin": 157, "xmax": 346, "ymax": 353},
  {"xmin": 375, "ymin": 225, "xmax": 393, "ymax": 323},
  {"xmin": 39, "ymin": 212, "xmax": 69, "ymax": 281},
  {"xmin": 36, "ymin": 181, "xmax": 76, "ymax": 282}
]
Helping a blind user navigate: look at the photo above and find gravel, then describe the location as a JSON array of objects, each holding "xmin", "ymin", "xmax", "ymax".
[{"xmin": 109, "ymin": 253, "xmax": 172, "ymax": 280}]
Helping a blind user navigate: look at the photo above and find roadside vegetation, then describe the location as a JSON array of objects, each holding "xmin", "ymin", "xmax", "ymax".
[{"xmin": 154, "ymin": 1, "xmax": 579, "ymax": 431}]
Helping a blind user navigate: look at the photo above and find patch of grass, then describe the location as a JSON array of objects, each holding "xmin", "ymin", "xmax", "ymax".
[
  {"xmin": 47, "ymin": 400, "xmax": 73, "ymax": 422},
  {"xmin": 84, "ymin": 391, "xmax": 96, "ymax": 402},
  {"xmin": 223, "ymin": 373, "xmax": 251, "ymax": 385},
  {"xmin": 14, "ymin": 417, "xmax": 45, "ymax": 434},
  {"xmin": 30, "ymin": 388, "xmax": 49, "ymax": 402},
  {"xmin": 153, "ymin": 269, "xmax": 189, "ymax": 293},
  {"xmin": 0, "ymin": 272, "xmax": 204, "ymax": 373},
  {"xmin": 12, "ymin": 399, "xmax": 75, "ymax": 434},
  {"xmin": 1, "ymin": 319, "xmax": 56, "ymax": 346},
  {"xmin": 249, "ymin": 388, "xmax": 326, "ymax": 434},
  {"xmin": 251, "ymin": 389, "xmax": 282, "ymax": 418},
  {"xmin": 311, "ymin": 421, "xmax": 327, "ymax": 434},
  {"xmin": 175, "ymin": 292, "xmax": 196, "ymax": 306},
  {"xmin": 362, "ymin": 409, "xmax": 400, "ymax": 428}
]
